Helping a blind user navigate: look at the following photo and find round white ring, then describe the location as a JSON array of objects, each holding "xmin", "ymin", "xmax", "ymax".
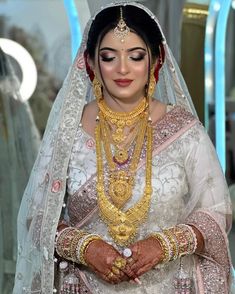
[{"xmin": 0, "ymin": 38, "xmax": 37, "ymax": 101}]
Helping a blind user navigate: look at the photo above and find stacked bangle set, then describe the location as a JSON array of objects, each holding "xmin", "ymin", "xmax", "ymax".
[
  {"xmin": 55, "ymin": 224, "xmax": 197, "ymax": 267},
  {"xmin": 55, "ymin": 227, "xmax": 102, "ymax": 266},
  {"xmin": 149, "ymin": 224, "xmax": 197, "ymax": 263}
]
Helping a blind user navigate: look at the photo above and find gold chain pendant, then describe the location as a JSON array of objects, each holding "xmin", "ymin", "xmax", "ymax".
[
  {"xmin": 113, "ymin": 148, "xmax": 129, "ymax": 165},
  {"xmin": 109, "ymin": 216, "xmax": 136, "ymax": 245},
  {"xmin": 108, "ymin": 171, "xmax": 134, "ymax": 208}
]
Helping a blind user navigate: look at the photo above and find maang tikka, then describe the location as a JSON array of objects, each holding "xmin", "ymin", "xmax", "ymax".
[{"xmin": 113, "ymin": 7, "xmax": 130, "ymax": 43}]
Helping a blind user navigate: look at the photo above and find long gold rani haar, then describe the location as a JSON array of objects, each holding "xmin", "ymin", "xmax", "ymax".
[
  {"xmin": 100, "ymin": 113, "xmax": 148, "ymax": 208},
  {"xmin": 95, "ymin": 114, "xmax": 153, "ymax": 246}
]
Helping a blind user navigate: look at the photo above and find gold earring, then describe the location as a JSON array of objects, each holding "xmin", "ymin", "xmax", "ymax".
[
  {"xmin": 147, "ymin": 67, "xmax": 156, "ymax": 99},
  {"xmin": 92, "ymin": 75, "xmax": 103, "ymax": 101}
]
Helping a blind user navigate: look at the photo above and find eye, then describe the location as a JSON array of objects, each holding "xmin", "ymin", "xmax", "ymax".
[
  {"xmin": 129, "ymin": 53, "xmax": 146, "ymax": 61},
  {"xmin": 100, "ymin": 54, "xmax": 115, "ymax": 62}
]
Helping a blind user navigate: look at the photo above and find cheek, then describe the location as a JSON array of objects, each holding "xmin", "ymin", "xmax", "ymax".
[
  {"xmin": 99, "ymin": 63, "xmax": 115, "ymax": 77},
  {"xmin": 133, "ymin": 62, "xmax": 148, "ymax": 76},
  {"xmin": 133, "ymin": 64, "xmax": 149, "ymax": 84}
]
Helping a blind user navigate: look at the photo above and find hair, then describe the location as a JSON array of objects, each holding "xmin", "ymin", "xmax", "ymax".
[{"xmin": 86, "ymin": 5, "xmax": 163, "ymax": 61}]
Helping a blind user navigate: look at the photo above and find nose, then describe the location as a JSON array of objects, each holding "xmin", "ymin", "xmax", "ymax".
[{"xmin": 117, "ymin": 56, "xmax": 129, "ymax": 75}]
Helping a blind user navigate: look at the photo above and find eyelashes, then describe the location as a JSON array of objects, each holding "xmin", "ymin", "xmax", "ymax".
[
  {"xmin": 100, "ymin": 54, "xmax": 146, "ymax": 62},
  {"xmin": 130, "ymin": 55, "xmax": 145, "ymax": 61},
  {"xmin": 100, "ymin": 56, "xmax": 115, "ymax": 62}
]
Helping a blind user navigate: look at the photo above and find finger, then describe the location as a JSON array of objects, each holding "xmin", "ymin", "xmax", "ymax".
[
  {"xmin": 111, "ymin": 266, "xmax": 129, "ymax": 282},
  {"xmin": 122, "ymin": 265, "xmax": 138, "ymax": 280},
  {"xmin": 135, "ymin": 263, "xmax": 152, "ymax": 277},
  {"xmin": 101, "ymin": 271, "xmax": 121, "ymax": 284},
  {"xmin": 129, "ymin": 260, "xmax": 146, "ymax": 273}
]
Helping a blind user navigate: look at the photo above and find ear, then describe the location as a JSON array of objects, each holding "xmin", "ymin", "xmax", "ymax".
[
  {"xmin": 87, "ymin": 54, "xmax": 95, "ymax": 71},
  {"xmin": 84, "ymin": 51, "xmax": 95, "ymax": 81}
]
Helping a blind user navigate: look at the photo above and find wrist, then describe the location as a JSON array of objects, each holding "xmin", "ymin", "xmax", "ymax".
[
  {"xmin": 78, "ymin": 235, "xmax": 102, "ymax": 266},
  {"xmin": 148, "ymin": 224, "xmax": 198, "ymax": 264},
  {"xmin": 147, "ymin": 236, "xmax": 165, "ymax": 262}
]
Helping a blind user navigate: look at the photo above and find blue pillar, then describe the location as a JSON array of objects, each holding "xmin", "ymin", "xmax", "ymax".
[{"xmin": 63, "ymin": 0, "xmax": 82, "ymax": 61}]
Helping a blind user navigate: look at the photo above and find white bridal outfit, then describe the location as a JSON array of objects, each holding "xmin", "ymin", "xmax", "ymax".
[{"xmin": 13, "ymin": 2, "xmax": 233, "ymax": 293}]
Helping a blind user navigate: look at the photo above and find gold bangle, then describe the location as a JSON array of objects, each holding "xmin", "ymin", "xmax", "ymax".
[
  {"xmin": 70, "ymin": 230, "xmax": 87, "ymax": 261},
  {"xmin": 56, "ymin": 228, "xmax": 77, "ymax": 259},
  {"xmin": 79, "ymin": 235, "xmax": 102, "ymax": 266},
  {"xmin": 149, "ymin": 232, "xmax": 170, "ymax": 263},
  {"xmin": 162, "ymin": 229, "xmax": 179, "ymax": 261}
]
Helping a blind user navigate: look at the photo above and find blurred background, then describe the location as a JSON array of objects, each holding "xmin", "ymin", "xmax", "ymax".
[{"xmin": 0, "ymin": 0, "xmax": 234, "ymax": 293}]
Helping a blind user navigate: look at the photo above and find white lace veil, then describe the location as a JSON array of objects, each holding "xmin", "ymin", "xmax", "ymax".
[{"xmin": 13, "ymin": 2, "xmax": 199, "ymax": 293}]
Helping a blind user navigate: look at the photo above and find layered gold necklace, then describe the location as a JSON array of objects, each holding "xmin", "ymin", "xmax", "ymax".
[
  {"xmin": 98, "ymin": 98, "xmax": 147, "ymax": 144},
  {"xmin": 95, "ymin": 98, "xmax": 153, "ymax": 246}
]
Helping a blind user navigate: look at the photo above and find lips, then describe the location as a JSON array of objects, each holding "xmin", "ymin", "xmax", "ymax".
[{"xmin": 114, "ymin": 79, "xmax": 133, "ymax": 87}]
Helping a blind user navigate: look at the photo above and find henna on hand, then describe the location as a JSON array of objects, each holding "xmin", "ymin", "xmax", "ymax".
[
  {"xmin": 128, "ymin": 237, "xmax": 163, "ymax": 277},
  {"xmin": 84, "ymin": 239, "xmax": 136, "ymax": 284}
]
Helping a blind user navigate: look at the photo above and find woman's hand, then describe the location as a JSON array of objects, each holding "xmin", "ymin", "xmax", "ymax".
[
  {"xmin": 84, "ymin": 239, "xmax": 137, "ymax": 284},
  {"xmin": 128, "ymin": 237, "xmax": 163, "ymax": 277}
]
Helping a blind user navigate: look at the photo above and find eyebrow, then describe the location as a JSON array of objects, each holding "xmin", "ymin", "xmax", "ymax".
[{"xmin": 99, "ymin": 47, "xmax": 146, "ymax": 52}]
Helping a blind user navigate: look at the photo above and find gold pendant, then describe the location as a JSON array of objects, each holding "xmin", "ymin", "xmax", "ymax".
[
  {"xmin": 113, "ymin": 149, "xmax": 129, "ymax": 165},
  {"xmin": 109, "ymin": 171, "xmax": 133, "ymax": 208},
  {"xmin": 112, "ymin": 128, "xmax": 126, "ymax": 144},
  {"xmin": 109, "ymin": 217, "xmax": 137, "ymax": 246}
]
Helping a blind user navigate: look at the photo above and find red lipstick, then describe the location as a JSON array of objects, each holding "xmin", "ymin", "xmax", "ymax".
[{"xmin": 114, "ymin": 79, "xmax": 133, "ymax": 87}]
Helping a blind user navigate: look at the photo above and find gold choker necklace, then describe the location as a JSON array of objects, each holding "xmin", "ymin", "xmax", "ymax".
[{"xmin": 98, "ymin": 98, "xmax": 148, "ymax": 144}]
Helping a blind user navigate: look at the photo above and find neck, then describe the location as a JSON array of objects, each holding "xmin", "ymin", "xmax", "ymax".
[{"xmin": 102, "ymin": 90, "xmax": 146, "ymax": 113}]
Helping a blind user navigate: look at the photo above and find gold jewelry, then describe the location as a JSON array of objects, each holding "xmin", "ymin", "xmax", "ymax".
[
  {"xmin": 149, "ymin": 232, "xmax": 171, "ymax": 263},
  {"xmin": 56, "ymin": 228, "xmax": 85, "ymax": 261},
  {"xmin": 79, "ymin": 235, "xmax": 102, "ymax": 266},
  {"xmin": 113, "ymin": 7, "xmax": 130, "ymax": 43},
  {"xmin": 113, "ymin": 257, "xmax": 127, "ymax": 269},
  {"xmin": 147, "ymin": 67, "xmax": 156, "ymax": 99},
  {"xmin": 106, "ymin": 271, "xmax": 115, "ymax": 279},
  {"xmin": 111, "ymin": 266, "xmax": 121, "ymax": 275},
  {"xmin": 92, "ymin": 75, "xmax": 102, "ymax": 101},
  {"xmin": 98, "ymin": 98, "xmax": 147, "ymax": 144},
  {"xmin": 100, "ymin": 113, "xmax": 148, "ymax": 208},
  {"xmin": 95, "ymin": 114, "xmax": 153, "ymax": 246},
  {"xmin": 162, "ymin": 229, "xmax": 179, "ymax": 261},
  {"xmin": 70, "ymin": 230, "xmax": 88, "ymax": 260}
]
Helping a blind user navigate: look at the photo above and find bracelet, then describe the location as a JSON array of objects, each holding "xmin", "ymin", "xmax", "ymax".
[
  {"xmin": 78, "ymin": 234, "xmax": 102, "ymax": 266},
  {"xmin": 55, "ymin": 227, "xmax": 88, "ymax": 261},
  {"xmin": 56, "ymin": 227, "xmax": 78, "ymax": 259},
  {"xmin": 149, "ymin": 232, "xmax": 171, "ymax": 263},
  {"xmin": 162, "ymin": 229, "xmax": 179, "ymax": 261},
  {"xmin": 180, "ymin": 224, "xmax": 197, "ymax": 254},
  {"xmin": 162, "ymin": 224, "xmax": 197, "ymax": 258},
  {"xmin": 70, "ymin": 230, "xmax": 87, "ymax": 261},
  {"xmin": 149, "ymin": 224, "xmax": 198, "ymax": 264}
]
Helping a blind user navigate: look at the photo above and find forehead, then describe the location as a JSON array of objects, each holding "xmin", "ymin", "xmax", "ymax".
[{"xmin": 99, "ymin": 30, "xmax": 147, "ymax": 49}]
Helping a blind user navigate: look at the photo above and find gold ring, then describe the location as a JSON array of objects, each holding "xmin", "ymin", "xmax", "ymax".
[
  {"xmin": 111, "ymin": 266, "xmax": 120, "ymax": 275},
  {"xmin": 113, "ymin": 257, "xmax": 127, "ymax": 269},
  {"xmin": 106, "ymin": 271, "xmax": 115, "ymax": 279}
]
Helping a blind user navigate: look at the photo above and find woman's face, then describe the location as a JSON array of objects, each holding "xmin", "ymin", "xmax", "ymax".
[{"xmin": 93, "ymin": 30, "xmax": 150, "ymax": 102}]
